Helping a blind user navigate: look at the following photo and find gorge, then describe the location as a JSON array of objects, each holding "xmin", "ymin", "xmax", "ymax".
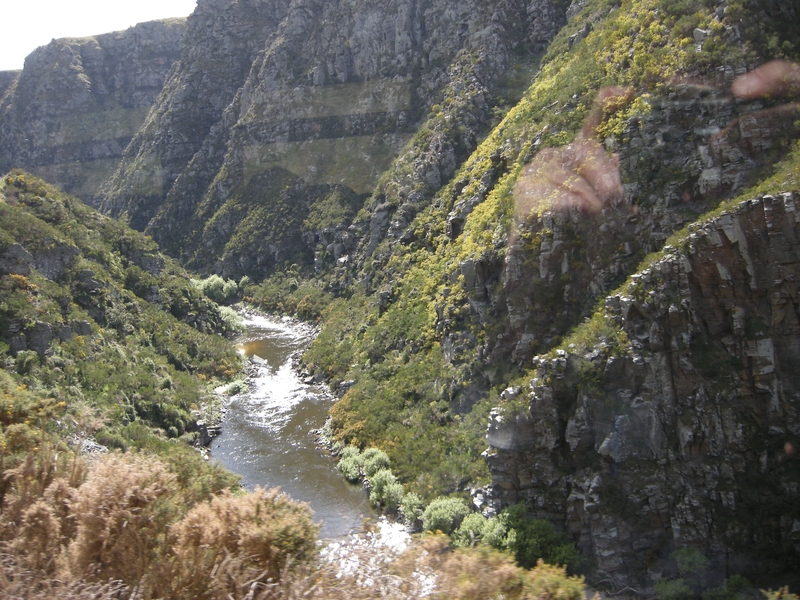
[{"xmin": 1, "ymin": 0, "xmax": 800, "ymax": 595}]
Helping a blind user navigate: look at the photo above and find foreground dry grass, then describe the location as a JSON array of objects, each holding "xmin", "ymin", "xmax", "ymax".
[
  {"xmin": 0, "ymin": 451, "xmax": 585, "ymax": 600},
  {"xmin": 0, "ymin": 372, "xmax": 585, "ymax": 599},
  {"xmin": 2, "ymin": 536, "xmax": 585, "ymax": 600}
]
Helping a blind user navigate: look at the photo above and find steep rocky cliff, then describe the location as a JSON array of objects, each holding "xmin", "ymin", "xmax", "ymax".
[
  {"xmin": 99, "ymin": 0, "xmax": 568, "ymax": 277},
  {"xmin": 0, "ymin": 19, "xmax": 187, "ymax": 203},
  {"xmin": 298, "ymin": 0, "xmax": 800, "ymax": 587},
  {"xmin": 3, "ymin": 0, "xmax": 800, "ymax": 590},
  {"xmin": 0, "ymin": 71, "xmax": 18, "ymax": 99},
  {"xmin": 487, "ymin": 193, "xmax": 800, "ymax": 590},
  {"xmin": 99, "ymin": 0, "xmax": 293, "ymax": 232}
]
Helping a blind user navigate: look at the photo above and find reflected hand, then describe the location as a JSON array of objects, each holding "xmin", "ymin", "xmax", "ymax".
[
  {"xmin": 715, "ymin": 60, "xmax": 800, "ymax": 150},
  {"xmin": 513, "ymin": 87, "xmax": 632, "ymax": 221},
  {"xmin": 732, "ymin": 60, "xmax": 800, "ymax": 100}
]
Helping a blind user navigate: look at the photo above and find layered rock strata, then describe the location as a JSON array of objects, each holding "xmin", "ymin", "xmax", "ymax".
[
  {"xmin": 0, "ymin": 19, "xmax": 187, "ymax": 202},
  {"xmin": 487, "ymin": 193, "xmax": 800, "ymax": 590},
  {"xmin": 99, "ymin": 0, "xmax": 568, "ymax": 277}
]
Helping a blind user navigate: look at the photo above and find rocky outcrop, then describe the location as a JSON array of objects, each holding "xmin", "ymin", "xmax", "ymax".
[
  {"xmin": 0, "ymin": 71, "xmax": 19, "ymax": 99},
  {"xmin": 0, "ymin": 241, "xmax": 81, "ymax": 280},
  {"xmin": 99, "ymin": 0, "xmax": 569, "ymax": 278},
  {"xmin": 486, "ymin": 193, "xmax": 800, "ymax": 590},
  {"xmin": 426, "ymin": 74, "xmax": 800, "ymax": 417},
  {"xmin": 0, "ymin": 19, "xmax": 187, "ymax": 203},
  {"xmin": 99, "ymin": 0, "xmax": 292, "ymax": 231}
]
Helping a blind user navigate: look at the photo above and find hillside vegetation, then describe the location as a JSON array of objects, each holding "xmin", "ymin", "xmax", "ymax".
[
  {"xmin": 0, "ymin": 173, "xmax": 595, "ymax": 598},
  {"xmin": 2, "ymin": 0, "xmax": 800, "ymax": 594},
  {"xmin": 293, "ymin": 0, "xmax": 800, "ymax": 587},
  {"xmin": 306, "ymin": 0, "xmax": 800, "ymax": 497},
  {"xmin": 0, "ymin": 171, "xmax": 243, "ymax": 452}
]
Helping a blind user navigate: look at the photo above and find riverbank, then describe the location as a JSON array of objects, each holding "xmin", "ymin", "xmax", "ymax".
[{"xmin": 206, "ymin": 305, "xmax": 375, "ymax": 538}]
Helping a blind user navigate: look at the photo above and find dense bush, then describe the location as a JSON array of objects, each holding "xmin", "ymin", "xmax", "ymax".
[
  {"xmin": 0, "ymin": 414, "xmax": 318, "ymax": 599},
  {"xmin": 337, "ymin": 455, "xmax": 362, "ymax": 482},
  {"xmin": 422, "ymin": 497, "xmax": 470, "ymax": 534},
  {"xmin": 656, "ymin": 548, "xmax": 757, "ymax": 600},
  {"xmin": 449, "ymin": 503, "xmax": 580, "ymax": 571},
  {"xmin": 656, "ymin": 578, "xmax": 695, "ymax": 600},
  {"xmin": 368, "ymin": 468, "xmax": 405, "ymax": 512},
  {"xmin": 0, "ymin": 174, "xmax": 242, "ymax": 454},
  {"xmin": 338, "ymin": 444, "xmax": 361, "ymax": 461},
  {"xmin": 218, "ymin": 306, "xmax": 244, "ymax": 331},
  {"xmin": 246, "ymin": 271, "xmax": 333, "ymax": 321},
  {"xmin": 702, "ymin": 576, "xmax": 753, "ymax": 600},
  {"xmin": 336, "ymin": 444, "xmax": 363, "ymax": 482},
  {"xmin": 167, "ymin": 488, "xmax": 319, "ymax": 599},
  {"xmin": 192, "ymin": 274, "xmax": 239, "ymax": 304},
  {"xmin": 401, "ymin": 492, "xmax": 425, "ymax": 529},
  {"xmin": 361, "ymin": 447, "xmax": 391, "ymax": 477},
  {"xmin": 409, "ymin": 537, "xmax": 587, "ymax": 600},
  {"xmin": 452, "ymin": 512, "xmax": 490, "ymax": 548},
  {"xmin": 490, "ymin": 504, "xmax": 579, "ymax": 570}
]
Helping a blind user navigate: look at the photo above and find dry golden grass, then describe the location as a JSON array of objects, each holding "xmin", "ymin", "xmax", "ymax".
[
  {"xmin": 0, "ymin": 374, "xmax": 585, "ymax": 600},
  {"xmin": 0, "ymin": 447, "xmax": 319, "ymax": 600},
  {"xmin": 270, "ymin": 534, "xmax": 586, "ymax": 600}
]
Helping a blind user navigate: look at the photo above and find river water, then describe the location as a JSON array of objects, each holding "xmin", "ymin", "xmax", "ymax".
[{"xmin": 210, "ymin": 312, "xmax": 374, "ymax": 539}]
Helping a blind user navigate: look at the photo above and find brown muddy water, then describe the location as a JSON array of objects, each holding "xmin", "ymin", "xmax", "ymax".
[{"xmin": 210, "ymin": 313, "xmax": 374, "ymax": 539}]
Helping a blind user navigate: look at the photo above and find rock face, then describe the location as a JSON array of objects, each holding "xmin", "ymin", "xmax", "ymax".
[
  {"xmin": 99, "ymin": 0, "xmax": 568, "ymax": 277},
  {"xmin": 0, "ymin": 19, "xmax": 187, "ymax": 203},
  {"xmin": 421, "ymin": 74, "xmax": 800, "ymax": 418},
  {"xmin": 487, "ymin": 193, "xmax": 800, "ymax": 590},
  {"xmin": 99, "ymin": 0, "xmax": 292, "ymax": 232},
  {"xmin": 3, "ymin": 0, "xmax": 800, "ymax": 589},
  {"xmin": 0, "ymin": 71, "xmax": 19, "ymax": 99}
]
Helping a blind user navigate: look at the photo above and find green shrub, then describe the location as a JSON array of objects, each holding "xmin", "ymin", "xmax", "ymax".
[
  {"xmin": 222, "ymin": 279, "xmax": 238, "ymax": 299},
  {"xmin": 193, "ymin": 274, "xmax": 238, "ymax": 304},
  {"xmin": 218, "ymin": 306, "xmax": 243, "ymax": 332},
  {"xmin": 381, "ymin": 482, "xmax": 406, "ymax": 513},
  {"xmin": 94, "ymin": 430, "xmax": 128, "ymax": 452},
  {"xmin": 368, "ymin": 468, "xmax": 404, "ymax": 511},
  {"xmin": 673, "ymin": 546, "xmax": 708, "ymax": 577},
  {"xmin": 15, "ymin": 350, "xmax": 39, "ymax": 375},
  {"xmin": 703, "ymin": 576, "xmax": 752, "ymax": 600},
  {"xmin": 656, "ymin": 578, "xmax": 694, "ymax": 600},
  {"xmin": 452, "ymin": 512, "xmax": 489, "ymax": 548},
  {"xmin": 337, "ymin": 456, "xmax": 362, "ymax": 483},
  {"xmin": 400, "ymin": 492, "xmax": 424, "ymax": 529},
  {"xmin": 481, "ymin": 514, "xmax": 507, "ymax": 548},
  {"xmin": 361, "ymin": 447, "xmax": 390, "ymax": 477},
  {"xmin": 338, "ymin": 445, "xmax": 361, "ymax": 461},
  {"xmin": 488, "ymin": 504, "xmax": 579, "ymax": 570},
  {"xmin": 224, "ymin": 380, "xmax": 247, "ymax": 395},
  {"xmin": 422, "ymin": 497, "xmax": 470, "ymax": 534},
  {"xmin": 657, "ymin": 547, "xmax": 709, "ymax": 596}
]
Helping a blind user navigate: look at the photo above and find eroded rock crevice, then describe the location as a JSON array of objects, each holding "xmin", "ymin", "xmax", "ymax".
[{"xmin": 487, "ymin": 193, "xmax": 800, "ymax": 589}]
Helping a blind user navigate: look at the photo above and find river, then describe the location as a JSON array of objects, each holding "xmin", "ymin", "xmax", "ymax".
[{"xmin": 209, "ymin": 312, "xmax": 374, "ymax": 539}]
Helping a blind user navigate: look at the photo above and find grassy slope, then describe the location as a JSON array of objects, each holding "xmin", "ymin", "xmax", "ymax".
[
  {"xmin": 307, "ymin": 0, "xmax": 800, "ymax": 500},
  {"xmin": 0, "ymin": 171, "xmax": 241, "ymax": 457}
]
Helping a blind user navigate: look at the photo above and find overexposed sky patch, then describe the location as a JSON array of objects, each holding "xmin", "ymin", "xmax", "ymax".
[{"xmin": 0, "ymin": 0, "xmax": 198, "ymax": 71}]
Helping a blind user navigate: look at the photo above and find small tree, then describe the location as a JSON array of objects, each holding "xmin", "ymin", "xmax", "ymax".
[
  {"xmin": 422, "ymin": 497, "xmax": 470, "ymax": 534},
  {"xmin": 401, "ymin": 492, "xmax": 424, "ymax": 530},
  {"xmin": 361, "ymin": 448, "xmax": 390, "ymax": 477},
  {"xmin": 368, "ymin": 468, "xmax": 404, "ymax": 512},
  {"xmin": 337, "ymin": 445, "xmax": 363, "ymax": 483},
  {"xmin": 452, "ymin": 512, "xmax": 489, "ymax": 548}
]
